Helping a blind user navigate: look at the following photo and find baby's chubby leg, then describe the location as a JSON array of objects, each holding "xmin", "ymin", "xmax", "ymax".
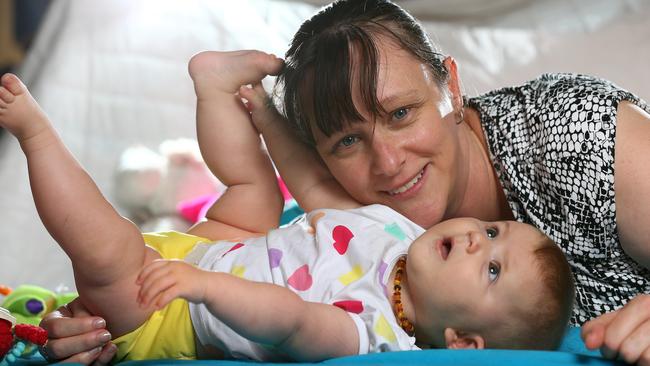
[{"xmin": 0, "ymin": 73, "xmax": 160, "ymax": 337}]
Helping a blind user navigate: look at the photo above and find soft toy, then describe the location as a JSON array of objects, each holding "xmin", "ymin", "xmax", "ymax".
[
  {"xmin": 0, "ymin": 307, "xmax": 47, "ymax": 366},
  {"xmin": 114, "ymin": 138, "xmax": 225, "ymax": 232},
  {"xmin": 177, "ymin": 176, "xmax": 304, "ymax": 226},
  {"xmin": 1, "ymin": 285, "xmax": 77, "ymax": 326}
]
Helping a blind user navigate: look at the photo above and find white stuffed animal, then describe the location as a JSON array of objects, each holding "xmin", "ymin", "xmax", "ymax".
[{"xmin": 113, "ymin": 138, "xmax": 225, "ymax": 232}]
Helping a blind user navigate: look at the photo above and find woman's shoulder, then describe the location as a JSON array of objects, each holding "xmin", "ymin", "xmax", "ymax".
[
  {"xmin": 528, "ymin": 73, "xmax": 645, "ymax": 104},
  {"xmin": 468, "ymin": 73, "xmax": 648, "ymax": 133},
  {"xmin": 471, "ymin": 73, "xmax": 645, "ymax": 108}
]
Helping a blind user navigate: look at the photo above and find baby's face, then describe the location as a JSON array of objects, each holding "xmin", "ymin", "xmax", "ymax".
[{"xmin": 406, "ymin": 218, "xmax": 546, "ymax": 345}]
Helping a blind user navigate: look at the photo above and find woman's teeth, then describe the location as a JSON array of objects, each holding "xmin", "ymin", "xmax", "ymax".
[{"xmin": 389, "ymin": 170, "xmax": 423, "ymax": 195}]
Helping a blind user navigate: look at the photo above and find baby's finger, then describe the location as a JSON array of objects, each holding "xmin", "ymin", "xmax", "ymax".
[
  {"xmin": 266, "ymin": 54, "xmax": 284, "ymax": 76},
  {"xmin": 139, "ymin": 261, "xmax": 176, "ymax": 289},
  {"xmin": 139, "ymin": 264, "xmax": 175, "ymax": 296},
  {"xmin": 139, "ymin": 275, "xmax": 176, "ymax": 306},
  {"xmin": 239, "ymin": 84, "xmax": 263, "ymax": 110},
  {"xmin": 137, "ymin": 259, "xmax": 169, "ymax": 284},
  {"xmin": 154, "ymin": 287, "xmax": 180, "ymax": 310}
]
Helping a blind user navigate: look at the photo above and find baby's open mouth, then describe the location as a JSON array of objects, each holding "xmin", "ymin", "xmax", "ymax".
[{"xmin": 437, "ymin": 237, "xmax": 453, "ymax": 260}]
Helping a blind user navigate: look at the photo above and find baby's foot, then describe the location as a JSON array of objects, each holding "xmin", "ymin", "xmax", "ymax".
[
  {"xmin": 239, "ymin": 83, "xmax": 285, "ymax": 134},
  {"xmin": 0, "ymin": 73, "xmax": 51, "ymax": 141},
  {"xmin": 188, "ymin": 50, "xmax": 283, "ymax": 99}
]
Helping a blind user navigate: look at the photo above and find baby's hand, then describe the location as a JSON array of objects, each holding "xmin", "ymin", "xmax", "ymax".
[
  {"xmin": 239, "ymin": 83, "xmax": 285, "ymax": 135},
  {"xmin": 136, "ymin": 259, "xmax": 206, "ymax": 309}
]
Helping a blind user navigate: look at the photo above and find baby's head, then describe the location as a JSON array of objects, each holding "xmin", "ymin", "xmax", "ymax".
[{"xmin": 405, "ymin": 218, "xmax": 574, "ymax": 350}]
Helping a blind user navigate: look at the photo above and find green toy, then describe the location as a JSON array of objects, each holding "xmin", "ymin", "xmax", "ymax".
[{"xmin": 0, "ymin": 285, "xmax": 77, "ymax": 326}]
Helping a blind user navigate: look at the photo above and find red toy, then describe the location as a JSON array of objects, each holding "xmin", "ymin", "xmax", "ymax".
[{"xmin": 0, "ymin": 307, "xmax": 47, "ymax": 365}]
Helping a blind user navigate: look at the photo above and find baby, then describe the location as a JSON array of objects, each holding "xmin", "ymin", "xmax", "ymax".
[{"xmin": 0, "ymin": 50, "xmax": 574, "ymax": 362}]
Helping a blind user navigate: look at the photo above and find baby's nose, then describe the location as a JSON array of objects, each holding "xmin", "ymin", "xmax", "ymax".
[{"xmin": 464, "ymin": 231, "xmax": 484, "ymax": 254}]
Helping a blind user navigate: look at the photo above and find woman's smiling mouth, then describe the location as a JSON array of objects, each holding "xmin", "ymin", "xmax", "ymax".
[{"xmin": 387, "ymin": 167, "xmax": 425, "ymax": 196}]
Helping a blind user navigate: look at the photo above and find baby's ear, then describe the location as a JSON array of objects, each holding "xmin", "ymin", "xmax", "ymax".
[{"xmin": 443, "ymin": 328, "xmax": 486, "ymax": 349}]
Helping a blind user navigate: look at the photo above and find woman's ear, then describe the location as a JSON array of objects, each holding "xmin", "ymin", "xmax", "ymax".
[
  {"xmin": 443, "ymin": 328, "xmax": 486, "ymax": 349},
  {"xmin": 442, "ymin": 56, "xmax": 463, "ymax": 112}
]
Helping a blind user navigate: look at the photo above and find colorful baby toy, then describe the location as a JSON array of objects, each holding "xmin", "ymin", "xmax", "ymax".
[
  {"xmin": 0, "ymin": 284, "xmax": 77, "ymax": 326},
  {"xmin": 0, "ymin": 307, "xmax": 47, "ymax": 366},
  {"xmin": 0, "ymin": 285, "xmax": 77, "ymax": 364}
]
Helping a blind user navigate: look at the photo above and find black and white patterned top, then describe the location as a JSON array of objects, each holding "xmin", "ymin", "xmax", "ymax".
[{"xmin": 467, "ymin": 73, "xmax": 650, "ymax": 325}]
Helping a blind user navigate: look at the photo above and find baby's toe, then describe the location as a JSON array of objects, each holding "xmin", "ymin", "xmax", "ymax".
[
  {"xmin": 0, "ymin": 86, "xmax": 15, "ymax": 104},
  {"xmin": 0, "ymin": 73, "xmax": 26, "ymax": 96},
  {"xmin": 264, "ymin": 54, "xmax": 284, "ymax": 76}
]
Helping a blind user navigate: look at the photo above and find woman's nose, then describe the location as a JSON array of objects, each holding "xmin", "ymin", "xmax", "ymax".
[
  {"xmin": 465, "ymin": 231, "xmax": 484, "ymax": 254},
  {"xmin": 370, "ymin": 136, "xmax": 404, "ymax": 176}
]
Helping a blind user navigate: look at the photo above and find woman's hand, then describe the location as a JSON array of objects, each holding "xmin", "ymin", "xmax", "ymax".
[
  {"xmin": 39, "ymin": 297, "xmax": 117, "ymax": 365},
  {"xmin": 582, "ymin": 294, "xmax": 650, "ymax": 365}
]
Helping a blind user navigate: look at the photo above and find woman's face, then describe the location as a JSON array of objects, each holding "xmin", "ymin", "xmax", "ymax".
[{"xmin": 312, "ymin": 39, "xmax": 467, "ymax": 228}]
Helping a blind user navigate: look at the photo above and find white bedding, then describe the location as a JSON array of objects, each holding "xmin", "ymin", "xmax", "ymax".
[{"xmin": 1, "ymin": 0, "xmax": 648, "ymax": 292}]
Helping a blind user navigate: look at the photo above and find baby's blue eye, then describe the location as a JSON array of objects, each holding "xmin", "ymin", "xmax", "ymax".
[
  {"xmin": 393, "ymin": 108, "xmax": 409, "ymax": 120},
  {"xmin": 488, "ymin": 261, "xmax": 501, "ymax": 282},
  {"xmin": 486, "ymin": 227, "xmax": 499, "ymax": 239}
]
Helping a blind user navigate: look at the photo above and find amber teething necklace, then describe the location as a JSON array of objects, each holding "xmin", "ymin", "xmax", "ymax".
[{"xmin": 392, "ymin": 257, "xmax": 415, "ymax": 336}]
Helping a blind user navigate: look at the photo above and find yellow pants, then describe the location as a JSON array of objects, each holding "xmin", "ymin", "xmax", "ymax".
[{"xmin": 113, "ymin": 231, "xmax": 209, "ymax": 362}]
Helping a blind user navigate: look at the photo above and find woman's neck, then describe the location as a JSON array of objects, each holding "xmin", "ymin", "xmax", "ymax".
[{"xmin": 451, "ymin": 106, "xmax": 513, "ymax": 221}]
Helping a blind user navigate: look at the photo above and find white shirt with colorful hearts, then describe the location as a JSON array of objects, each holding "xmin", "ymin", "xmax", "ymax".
[{"xmin": 189, "ymin": 204, "xmax": 424, "ymax": 361}]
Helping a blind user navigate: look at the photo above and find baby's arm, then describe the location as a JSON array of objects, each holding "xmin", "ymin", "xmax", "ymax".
[
  {"xmin": 186, "ymin": 51, "xmax": 285, "ymax": 240},
  {"xmin": 137, "ymin": 260, "xmax": 359, "ymax": 361},
  {"xmin": 239, "ymin": 84, "xmax": 361, "ymax": 212}
]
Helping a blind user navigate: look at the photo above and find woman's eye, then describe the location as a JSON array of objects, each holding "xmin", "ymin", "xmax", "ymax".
[
  {"xmin": 392, "ymin": 108, "xmax": 409, "ymax": 120},
  {"xmin": 488, "ymin": 261, "xmax": 501, "ymax": 282},
  {"xmin": 486, "ymin": 227, "xmax": 499, "ymax": 239},
  {"xmin": 333, "ymin": 135, "xmax": 359, "ymax": 152}
]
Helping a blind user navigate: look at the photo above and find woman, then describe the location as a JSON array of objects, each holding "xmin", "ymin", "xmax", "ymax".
[{"xmin": 40, "ymin": 0, "xmax": 650, "ymax": 364}]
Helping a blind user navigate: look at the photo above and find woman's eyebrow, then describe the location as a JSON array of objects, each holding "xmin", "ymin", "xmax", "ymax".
[{"xmin": 378, "ymin": 89, "xmax": 420, "ymax": 106}]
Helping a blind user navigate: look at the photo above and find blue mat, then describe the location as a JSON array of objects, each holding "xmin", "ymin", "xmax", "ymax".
[{"xmin": 13, "ymin": 327, "xmax": 626, "ymax": 365}]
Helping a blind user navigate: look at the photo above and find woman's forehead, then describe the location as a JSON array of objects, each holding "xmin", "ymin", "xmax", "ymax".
[{"xmin": 296, "ymin": 32, "xmax": 445, "ymax": 144}]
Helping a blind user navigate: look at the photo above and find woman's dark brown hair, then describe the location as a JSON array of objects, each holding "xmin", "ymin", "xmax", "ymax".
[{"xmin": 276, "ymin": 0, "xmax": 448, "ymax": 146}]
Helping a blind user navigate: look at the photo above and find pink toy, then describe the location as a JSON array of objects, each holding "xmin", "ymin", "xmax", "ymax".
[
  {"xmin": 177, "ymin": 176, "xmax": 293, "ymax": 224},
  {"xmin": 177, "ymin": 194, "xmax": 219, "ymax": 223}
]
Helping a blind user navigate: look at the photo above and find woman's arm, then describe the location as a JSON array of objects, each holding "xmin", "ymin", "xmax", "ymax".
[
  {"xmin": 137, "ymin": 260, "xmax": 360, "ymax": 361},
  {"xmin": 580, "ymin": 101, "xmax": 650, "ymax": 366},
  {"xmin": 613, "ymin": 101, "xmax": 650, "ymax": 268}
]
